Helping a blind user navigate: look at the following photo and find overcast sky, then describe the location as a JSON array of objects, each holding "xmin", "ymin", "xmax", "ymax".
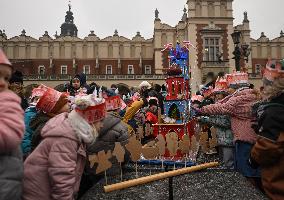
[{"xmin": 1, "ymin": 0, "xmax": 283, "ymax": 40}]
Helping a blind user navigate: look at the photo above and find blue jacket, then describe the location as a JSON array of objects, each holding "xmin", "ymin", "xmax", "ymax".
[
  {"xmin": 199, "ymin": 115, "xmax": 234, "ymax": 147},
  {"xmin": 21, "ymin": 106, "xmax": 37, "ymax": 155}
]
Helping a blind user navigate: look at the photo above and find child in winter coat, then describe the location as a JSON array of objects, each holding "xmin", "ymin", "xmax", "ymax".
[
  {"xmin": 21, "ymin": 85, "xmax": 47, "ymax": 158},
  {"xmin": 250, "ymin": 60, "xmax": 284, "ymax": 199},
  {"xmin": 78, "ymin": 92, "xmax": 130, "ymax": 198},
  {"xmin": 200, "ymin": 73, "xmax": 261, "ymax": 179},
  {"xmin": 0, "ymin": 49, "xmax": 25, "ymax": 200},
  {"xmin": 22, "ymin": 94, "xmax": 106, "ymax": 200},
  {"xmin": 30, "ymin": 87, "xmax": 70, "ymax": 151}
]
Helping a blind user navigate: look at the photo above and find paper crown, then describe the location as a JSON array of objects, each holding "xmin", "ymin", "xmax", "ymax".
[
  {"xmin": 105, "ymin": 95, "xmax": 121, "ymax": 111},
  {"xmin": 31, "ymin": 85, "xmax": 48, "ymax": 99},
  {"xmin": 263, "ymin": 59, "xmax": 284, "ymax": 82},
  {"xmin": 36, "ymin": 87, "xmax": 65, "ymax": 113},
  {"xmin": 213, "ymin": 77, "xmax": 228, "ymax": 94},
  {"xmin": 226, "ymin": 71, "xmax": 249, "ymax": 88},
  {"xmin": 191, "ymin": 95, "xmax": 204, "ymax": 103},
  {"xmin": 0, "ymin": 49, "xmax": 12, "ymax": 67},
  {"xmin": 201, "ymin": 86, "xmax": 214, "ymax": 98},
  {"xmin": 74, "ymin": 94, "xmax": 106, "ymax": 124}
]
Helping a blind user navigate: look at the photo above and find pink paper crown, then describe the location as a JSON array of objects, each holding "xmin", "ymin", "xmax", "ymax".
[
  {"xmin": 31, "ymin": 85, "xmax": 48, "ymax": 99},
  {"xmin": 213, "ymin": 77, "xmax": 228, "ymax": 93},
  {"xmin": 226, "ymin": 72, "xmax": 249, "ymax": 86},
  {"xmin": 36, "ymin": 87, "xmax": 63, "ymax": 113},
  {"xmin": 263, "ymin": 59, "xmax": 284, "ymax": 81},
  {"xmin": 75, "ymin": 102, "xmax": 106, "ymax": 124},
  {"xmin": 105, "ymin": 95, "xmax": 122, "ymax": 111}
]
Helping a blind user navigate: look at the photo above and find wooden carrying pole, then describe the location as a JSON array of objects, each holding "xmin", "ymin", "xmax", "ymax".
[{"xmin": 104, "ymin": 162, "xmax": 218, "ymax": 193}]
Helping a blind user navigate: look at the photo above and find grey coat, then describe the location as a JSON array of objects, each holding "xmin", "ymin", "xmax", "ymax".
[
  {"xmin": 87, "ymin": 112, "xmax": 129, "ymax": 175},
  {"xmin": 0, "ymin": 147, "xmax": 23, "ymax": 200}
]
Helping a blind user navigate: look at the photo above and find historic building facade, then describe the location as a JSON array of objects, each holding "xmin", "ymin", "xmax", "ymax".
[{"xmin": 0, "ymin": 0, "xmax": 283, "ymax": 89}]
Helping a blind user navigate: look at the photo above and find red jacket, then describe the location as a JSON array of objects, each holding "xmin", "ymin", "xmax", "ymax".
[
  {"xmin": 201, "ymin": 89, "xmax": 259, "ymax": 144},
  {"xmin": 146, "ymin": 111, "xmax": 158, "ymax": 124}
]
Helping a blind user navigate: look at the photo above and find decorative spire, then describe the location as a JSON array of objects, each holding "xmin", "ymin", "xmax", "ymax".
[
  {"xmin": 21, "ymin": 29, "xmax": 26, "ymax": 36},
  {"xmin": 60, "ymin": 2, "xmax": 78, "ymax": 37},
  {"xmin": 113, "ymin": 29, "xmax": 119, "ymax": 36},
  {"xmin": 243, "ymin": 11, "xmax": 249, "ymax": 23},
  {"xmin": 68, "ymin": 0, "xmax": 71, "ymax": 12},
  {"xmin": 155, "ymin": 8, "xmax": 160, "ymax": 20},
  {"xmin": 280, "ymin": 30, "xmax": 284, "ymax": 37}
]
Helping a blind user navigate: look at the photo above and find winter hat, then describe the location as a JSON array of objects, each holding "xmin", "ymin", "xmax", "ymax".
[
  {"xmin": 74, "ymin": 94, "xmax": 106, "ymax": 124},
  {"xmin": 0, "ymin": 49, "xmax": 12, "ymax": 68},
  {"xmin": 9, "ymin": 70, "xmax": 23, "ymax": 84},
  {"xmin": 36, "ymin": 87, "xmax": 68, "ymax": 114},
  {"xmin": 139, "ymin": 81, "xmax": 151, "ymax": 89}
]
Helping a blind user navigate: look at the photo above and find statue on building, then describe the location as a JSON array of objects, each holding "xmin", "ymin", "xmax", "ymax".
[
  {"xmin": 243, "ymin": 11, "xmax": 249, "ymax": 23},
  {"xmin": 155, "ymin": 8, "xmax": 160, "ymax": 20}
]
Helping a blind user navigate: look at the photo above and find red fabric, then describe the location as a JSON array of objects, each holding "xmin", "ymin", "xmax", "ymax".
[
  {"xmin": 23, "ymin": 113, "xmax": 86, "ymax": 200},
  {"xmin": 146, "ymin": 112, "xmax": 158, "ymax": 124},
  {"xmin": 0, "ymin": 91, "xmax": 24, "ymax": 152},
  {"xmin": 201, "ymin": 89, "xmax": 259, "ymax": 144}
]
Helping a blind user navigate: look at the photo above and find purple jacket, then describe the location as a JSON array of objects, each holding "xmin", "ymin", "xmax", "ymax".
[{"xmin": 22, "ymin": 113, "xmax": 87, "ymax": 200}]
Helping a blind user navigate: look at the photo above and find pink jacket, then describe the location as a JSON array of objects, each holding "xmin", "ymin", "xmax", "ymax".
[
  {"xmin": 22, "ymin": 113, "xmax": 87, "ymax": 200},
  {"xmin": 0, "ymin": 90, "xmax": 24, "ymax": 152},
  {"xmin": 201, "ymin": 89, "xmax": 259, "ymax": 144}
]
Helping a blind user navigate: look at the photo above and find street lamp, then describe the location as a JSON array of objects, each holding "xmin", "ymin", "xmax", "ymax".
[{"xmin": 231, "ymin": 31, "xmax": 242, "ymax": 71}]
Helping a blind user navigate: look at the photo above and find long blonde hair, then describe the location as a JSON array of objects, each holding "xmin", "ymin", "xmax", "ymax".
[{"xmin": 263, "ymin": 78, "xmax": 284, "ymax": 100}]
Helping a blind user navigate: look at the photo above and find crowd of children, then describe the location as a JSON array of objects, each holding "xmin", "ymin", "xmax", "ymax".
[{"xmin": 0, "ymin": 47, "xmax": 284, "ymax": 200}]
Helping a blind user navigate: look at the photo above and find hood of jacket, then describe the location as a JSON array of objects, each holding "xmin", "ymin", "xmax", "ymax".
[
  {"xmin": 99, "ymin": 112, "xmax": 121, "ymax": 136},
  {"xmin": 40, "ymin": 112, "xmax": 78, "ymax": 142},
  {"xmin": 40, "ymin": 111, "xmax": 96, "ymax": 144}
]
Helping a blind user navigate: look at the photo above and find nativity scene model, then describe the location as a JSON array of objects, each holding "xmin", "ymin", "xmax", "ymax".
[{"xmin": 87, "ymin": 41, "xmax": 218, "ymax": 193}]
